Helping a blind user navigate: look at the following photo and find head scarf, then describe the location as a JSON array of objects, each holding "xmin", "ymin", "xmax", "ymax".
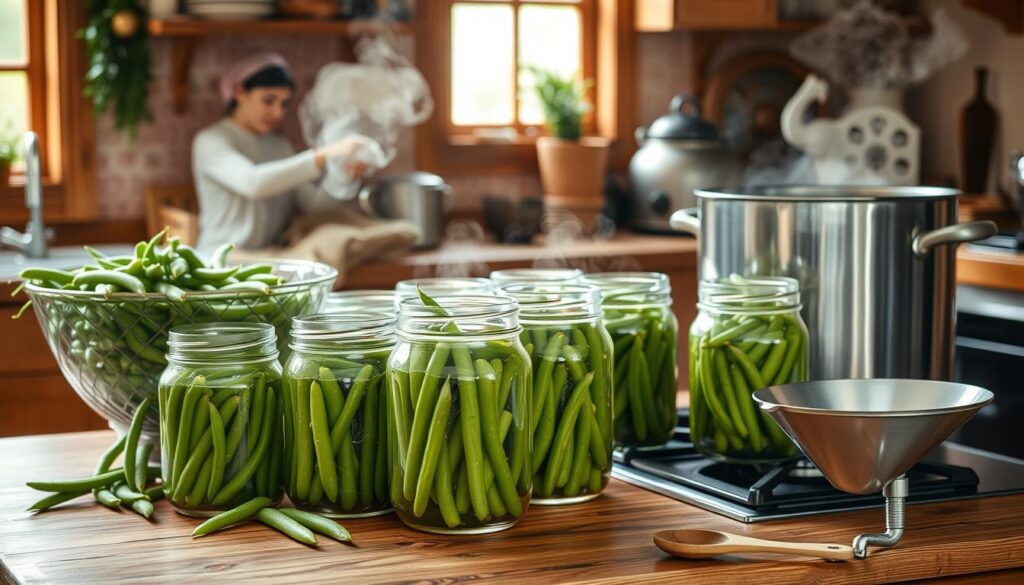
[{"xmin": 219, "ymin": 52, "xmax": 293, "ymax": 106}]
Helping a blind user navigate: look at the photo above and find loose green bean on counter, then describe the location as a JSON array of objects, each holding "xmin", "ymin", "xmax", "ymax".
[
  {"xmin": 159, "ymin": 368, "xmax": 283, "ymax": 512},
  {"xmin": 522, "ymin": 324, "xmax": 612, "ymax": 501},
  {"xmin": 605, "ymin": 308, "xmax": 678, "ymax": 447},
  {"xmin": 284, "ymin": 357, "xmax": 390, "ymax": 516},
  {"xmin": 689, "ymin": 313, "xmax": 803, "ymax": 459}
]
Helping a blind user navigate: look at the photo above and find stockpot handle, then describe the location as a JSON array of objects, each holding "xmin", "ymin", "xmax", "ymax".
[
  {"xmin": 669, "ymin": 207, "xmax": 701, "ymax": 236},
  {"xmin": 358, "ymin": 184, "xmax": 379, "ymax": 217},
  {"xmin": 912, "ymin": 221, "xmax": 997, "ymax": 257}
]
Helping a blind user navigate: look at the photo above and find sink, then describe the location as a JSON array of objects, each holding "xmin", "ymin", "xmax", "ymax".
[{"xmin": 1, "ymin": 244, "xmax": 138, "ymax": 281}]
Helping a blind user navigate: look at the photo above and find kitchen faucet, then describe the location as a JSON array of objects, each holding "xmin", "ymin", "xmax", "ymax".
[{"xmin": 0, "ymin": 132, "xmax": 48, "ymax": 258}]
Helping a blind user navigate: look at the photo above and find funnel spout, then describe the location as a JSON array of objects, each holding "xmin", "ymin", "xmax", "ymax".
[{"xmin": 852, "ymin": 476, "xmax": 908, "ymax": 558}]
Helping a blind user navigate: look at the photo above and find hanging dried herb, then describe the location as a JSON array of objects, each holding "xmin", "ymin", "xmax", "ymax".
[{"xmin": 80, "ymin": 0, "xmax": 152, "ymax": 139}]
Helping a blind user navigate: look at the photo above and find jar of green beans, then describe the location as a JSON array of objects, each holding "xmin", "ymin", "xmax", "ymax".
[
  {"xmin": 688, "ymin": 277, "xmax": 804, "ymax": 463},
  {"xmin": 497, "ymin": 283, "xmax": 613, "ymax": 504},
  {"xmin": 582, "ymin": 273, "xmax": 679, "ymax": 447},
  {"xmin": 388, "ymin": 294, "xmax": 532, "ymax": 534},
  {"xmin": 158, "ymin": 323, "xmax": 284, "ymax": 517},
  {"xmin": 283, "ymin": 314, "xmax": 394, "ymax": 518}
]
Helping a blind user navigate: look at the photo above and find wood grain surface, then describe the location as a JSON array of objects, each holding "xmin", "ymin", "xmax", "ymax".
[
  {"xmin": 958, "ymin": 246, "xmax": 1024, "ymax": 293},
  {"xmin": 2, "ymin": 432, "xmax": 1024, "ymax": 584}
]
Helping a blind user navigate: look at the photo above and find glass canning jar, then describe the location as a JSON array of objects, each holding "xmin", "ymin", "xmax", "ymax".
[
  {"xmin": 158, "ymin": 322, "xmax": 284, "ymax": 516},
  {"xmin": 322, "ymin": 290, "xmax": 396, "ymax": 314},
  {"xmin": 688, "ymin": 277, "xmax": 804, "ymax": 463},
  {"xmin": 393, "ymin": 277, "xmax": 494, "ymax": 308},
  {"xmin": 497, "ymin": 283, "xmax": 614, "ymax": 504},
  {"xmin": 489, "ymin": 268, "xmax": 583, "ymax": 286},
  {"xmin": 388, "ymin": 294, "xmax": 532, "ymax": 534},
  {"xmin": 581, "ymin": 272, "xmax": 679, "ymax": 447},
  {"xmin": 283, "ymin": 314, "xmax": 395, "ymax": 517}
]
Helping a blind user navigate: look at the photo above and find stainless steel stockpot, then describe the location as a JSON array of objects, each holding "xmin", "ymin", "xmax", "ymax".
[{"xmin": 671, "ymin": 186, "xmax": 996, "ymax": 381}]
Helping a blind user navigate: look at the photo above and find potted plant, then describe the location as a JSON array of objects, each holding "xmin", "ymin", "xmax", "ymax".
[
  {"xmin": 0, "ymin": 135, "xmax": 18, "ymax": 187},
  {"xmin": 532, "ymin": 69, "xmax": 609, "ymax": 211}
]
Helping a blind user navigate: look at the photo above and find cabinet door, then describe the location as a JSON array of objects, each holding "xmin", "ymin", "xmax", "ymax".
[{"xmin": 676, "ymin": 0, "xmax": 776, "ymax": 29}]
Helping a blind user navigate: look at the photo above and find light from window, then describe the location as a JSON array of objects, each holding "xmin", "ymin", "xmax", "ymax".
[
  {"xmin": 0, "ymin": 0, "xmax": 29, "ymax": 151},
  {"xmin": 517, "ymin": 4, "xmax": 581, "ymax": 125},
  {"xmin": 450, "ymin": 1, "xmax": 583, "ymax": 129},
  {"xmin": 451, "ymin": 3, "xmax": 515, "ymax": 126}
]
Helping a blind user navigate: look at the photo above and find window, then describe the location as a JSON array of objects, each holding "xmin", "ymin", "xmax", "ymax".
[
  {"xmin": 0, "ymin": 0, "xmax": 47, "ymax": 175},
  {"xmin": 0, "ymin": 0, "xmax": 97, "ymax": 221},
  {"xmin": 417, "ymin": 0, "xmax": 634, "ymax": 176},
  {"xmin": 449, "ymin": 0, "xmax": 594, "ymax": 134}
]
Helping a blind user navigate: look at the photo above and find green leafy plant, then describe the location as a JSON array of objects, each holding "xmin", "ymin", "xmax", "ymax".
[
  {"xmin": 0, "ymin": 135, "xmax": 18, "ymax": 168},
  {"xmin": 80, "ymin": 0, "xmax": 152, "ymax": 139},
  {"xmin": 530, "ymin": 68, "xmax": 590, "ymax": 141}
]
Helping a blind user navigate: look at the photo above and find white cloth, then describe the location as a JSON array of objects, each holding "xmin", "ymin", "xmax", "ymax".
[{"xmin": 192, "ymin": 118, "xmax": 339, "ymax": 250}]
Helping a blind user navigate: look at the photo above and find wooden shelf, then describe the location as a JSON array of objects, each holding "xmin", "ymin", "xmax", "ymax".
[
  {"xmin": 147, "ymin": 17, "xmax": 413, "ymax": 113},
  {"xmin": 148, "ymin": 17, "xmax": 412, "ymax": 37}
]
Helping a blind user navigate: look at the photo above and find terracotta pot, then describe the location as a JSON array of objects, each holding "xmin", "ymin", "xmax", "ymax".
[
  {"xmin": 0, "ymin": 165, "xmax": 10, "ymax": 187},
  {"xmin": 536, "ymin": 136, "xmax": 610, "ymax": 204}
]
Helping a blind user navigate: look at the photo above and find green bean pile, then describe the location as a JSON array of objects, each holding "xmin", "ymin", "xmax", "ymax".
[
  {"xmin": 17, "ymin": 230, "xmax": 328, "ymax": 434},
  {"xmin": 159, "ymin": 369, "xmax": 283, "ymax": 514},
  {"xmin": 606, "ymin": 308, "xmax": 678, "ymax": 447},
  {"xmin": 524, "ymin": 324, "xmax": 612, "ymax": 502},
  {"xmin": 689, "ymin": 313, "xmax": 804, "ymax": 460},
  {"xmin": 284, "ymin": 357, "xmax": 390, "ymax": 517},
  {"xmin": 388, "ymin": 339, "xmax": 531, "ymax": 532},
  {"xmin": 26, "ymin": 399, "xmax": 164, "ymax": 518}
]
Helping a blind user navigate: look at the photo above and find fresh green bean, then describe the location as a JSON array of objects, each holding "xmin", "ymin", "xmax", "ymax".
[
  {"xmin": 192, "ymin": 496, "xmax": 273, "ymax": 537},
  {"xmin": 256, "ymin": 508, "xmax": 318, "ymax": 546},
  {"xmin": 413, "ymin": 378, "xmax": 452, "ymax": 517},
  {"xmin": 124, "ymin": 396, "xmax": 153, "ymax": 491},
  {"xmin": 27, "ymin": 468, "xmax": 128, "ymax": 492},
  {"xmin": 277, "ymin": 508, "xmax": 352, "ymax": 542}
]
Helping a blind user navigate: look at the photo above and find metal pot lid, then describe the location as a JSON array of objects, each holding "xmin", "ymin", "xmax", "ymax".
[
  {"xmin": 373, "ymin": 172, "xmax": 446, "ymax": 188},
  {"xmin": 645, "ymin": 94, "xmax": 721, "ymax": 140},
  {"xmin": 695, "ymin": 185, "xmax": 960, "ymax": 202}
]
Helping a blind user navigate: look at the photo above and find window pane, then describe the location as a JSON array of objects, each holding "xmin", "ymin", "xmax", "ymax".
[
  {"xmin": 0, "ymin": 71, "xmax": 28, "ymax": 158},
  {"xmin": 518, "ymin": 4, "xmax": 582, "ymax": 126},
  {"xmin": 451, "ymin": 2, "xmax": 515, "ymax": 126},
  {"xmin": 0, "ymin": 0, "xmax": 26, "ymax": 64}
]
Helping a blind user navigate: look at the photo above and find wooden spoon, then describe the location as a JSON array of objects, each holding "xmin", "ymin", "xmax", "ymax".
[{"xmin": 654, "ymin": 529, "xmax": 855, "ymax": 561}]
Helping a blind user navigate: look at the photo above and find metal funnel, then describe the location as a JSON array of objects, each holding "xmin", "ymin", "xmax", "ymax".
[
  {"xmin": 750, "ymin": 379, "xmax": 993, "ymax": 559},
  {"xmin": 752, "ymin": 379, "xmax": 993, "ymax": 495}
]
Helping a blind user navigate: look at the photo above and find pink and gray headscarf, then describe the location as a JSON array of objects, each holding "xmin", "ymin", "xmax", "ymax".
[{"xmin": 218, "ymin": 52, "xmax": 293, "ymax": 106}]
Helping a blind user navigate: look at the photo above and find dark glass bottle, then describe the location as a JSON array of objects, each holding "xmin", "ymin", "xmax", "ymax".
[{"xmin": 961, "ymin": 66, "xmax": 998, "ymax": 194}]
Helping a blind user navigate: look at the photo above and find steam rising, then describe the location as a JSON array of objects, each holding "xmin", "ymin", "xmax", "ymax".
[{"xmin": 299, "ymin": 36, "xmax": 433, "ymax": 199}]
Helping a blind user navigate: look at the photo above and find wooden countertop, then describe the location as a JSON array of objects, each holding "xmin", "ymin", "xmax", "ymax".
[
  {"xmin": 958, "ymin": 245, "xmax": 1024, "ymax": 293},
  {"xmin": 3, "ymin": 432, "xmax": 1024, "ymax": 584},
  {"xmin": 343, "ymin": 233, "xmax": 698, "ymax": 289}
]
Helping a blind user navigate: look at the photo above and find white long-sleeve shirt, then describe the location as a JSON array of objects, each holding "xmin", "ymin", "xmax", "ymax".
[{"xmin": 192, "ymin": 118, "xmax": 336, "ymax": 250}]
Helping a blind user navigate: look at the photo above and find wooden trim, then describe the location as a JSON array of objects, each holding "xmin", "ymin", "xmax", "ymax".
[
  {"xmin": 0, "ymin": 0, "xmax": 96, "ymax": 223},
  {"xmin": 957, "ymin": 247, "xmax": 1024, "ymax": 293},
  {"xmin": 25, "ymin": 0, "xmax": 49, "ymax": 177},
  {"xmin": 417, "ymin": 0, "xmax": 634, "ymax": 176}
]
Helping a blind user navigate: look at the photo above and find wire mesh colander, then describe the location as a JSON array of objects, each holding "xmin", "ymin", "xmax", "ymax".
[{"xmin": 24, "ymin": 259, "xmax": 336, "ymax": 440}]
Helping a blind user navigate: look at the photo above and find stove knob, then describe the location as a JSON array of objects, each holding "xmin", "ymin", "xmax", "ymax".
[{"xmin": 649, "ymin": 191, "xmax": 671, "ymax": 216}]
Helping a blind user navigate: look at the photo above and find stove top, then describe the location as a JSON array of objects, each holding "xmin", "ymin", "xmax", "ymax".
[{"xmin": 612, "ymin": 410, "xmax": 1024, "ymax": 522}]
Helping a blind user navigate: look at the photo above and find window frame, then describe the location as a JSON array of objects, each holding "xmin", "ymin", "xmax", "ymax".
[
  {"xmin": 445, "ymin": 0, "xmax": 597, "ymax": 136},
  {"xmin": 416, "ymin": 0, "xmax": 636, "ymax": 176},
  {"xmin": 0, "ymin": 0, "xmax": 49, "ymax": 177},
  {"xmin": 0, "ymin": 0, "xmax": 97, "ymax": 223}
]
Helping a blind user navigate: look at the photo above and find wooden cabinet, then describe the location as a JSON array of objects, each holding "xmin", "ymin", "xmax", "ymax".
[
  {"xmin": 635, "ymin": 0, "xmax": 810, "ymax": 32},
  {"xmin": 0, "ymin": 283, "xmax": 106, "ymax": 437}
]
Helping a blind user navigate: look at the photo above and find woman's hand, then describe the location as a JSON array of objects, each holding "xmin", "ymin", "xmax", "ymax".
[{"xmin": 314, "ymin": 135, "xmax": 385, "ymax": 171}]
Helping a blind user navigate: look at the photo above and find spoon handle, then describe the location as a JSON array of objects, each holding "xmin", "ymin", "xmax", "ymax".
[{"xmin": 734, "ymin": 537, "xmax": 855, "ymax": 561}]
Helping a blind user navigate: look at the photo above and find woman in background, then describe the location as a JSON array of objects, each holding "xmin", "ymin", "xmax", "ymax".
[{"xmin": 192, "ymin": 52, "xmax": 376, "ymax": 250}]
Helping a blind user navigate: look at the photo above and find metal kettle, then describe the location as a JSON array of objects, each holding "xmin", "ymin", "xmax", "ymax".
[{"xmin": 629, "ymin": 95, "xmax": 740, "ymax": 233}]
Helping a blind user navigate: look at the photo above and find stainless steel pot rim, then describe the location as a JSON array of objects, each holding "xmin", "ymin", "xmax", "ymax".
[
  {"xmin": 752, "ymin": 379, "xmax": 994, "ymax": 418},
  {"xmin": 695, "ymin": 185, "xmax": 960, "ymax": 202}
]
